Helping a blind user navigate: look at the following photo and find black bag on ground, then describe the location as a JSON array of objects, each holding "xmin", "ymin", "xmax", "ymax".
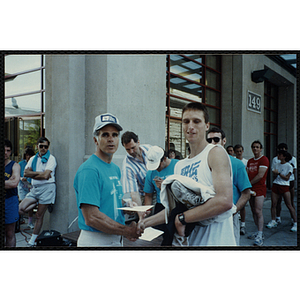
[{"xmin": 36, "ymin": 230, "xmax": 62, "ymax": 246}]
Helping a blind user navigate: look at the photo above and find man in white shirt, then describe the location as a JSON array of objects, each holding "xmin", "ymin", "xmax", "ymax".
[
  {"xmin": 19, "ymin": 137, "xmax": 57, "ymax": 246},
  {"xmin": 271, "ymin": 143, "xmax": 297, "ymax": 224}
]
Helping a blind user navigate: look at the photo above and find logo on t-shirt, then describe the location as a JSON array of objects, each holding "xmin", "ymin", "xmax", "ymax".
[{"xmin": 180, "ymin": 160, "xmax": 201, "ymax": 182}]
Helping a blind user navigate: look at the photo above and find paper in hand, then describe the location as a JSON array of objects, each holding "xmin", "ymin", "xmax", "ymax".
[
  {"xmin": 139, "ymin": 227, "xmax": 164, "ymax": 241},
  {"xmin": 117, "ymin": 205, "xmax": 154, "ymax": 212}
]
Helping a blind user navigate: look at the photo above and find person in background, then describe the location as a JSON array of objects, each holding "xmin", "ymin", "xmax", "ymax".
[
  {"xmin": 168, "ymin": 149, "xmax": 176, "ymax": 159},
  {"xmin": 19, "ymin": 137, "xmax": 57, "ymax": 247},
  {"xmin": 234, "ymin": 144, "xmax": 248, "ymax": 235},
  {"xmin": 143, "ymin": 146, "xmax": 179, "ymax": 245},
  {"xmin": 266, "ymin": 150, "xmax": 297, "ymax": 232},
  {"xmin": 226, "ymin": 145, "xmax": 235, "ymax": 156},
  {"xmin": 121, "ymin": 131, "xmax": 151, "ymax": 206},
  {"xmin": 4, "ymin": 139, "xmax": 21, "ymax": 247},
  {"xmin": 246, "ymin": 140, "xmax": 269, "ymax": 246},
  {"xmin": 18, "ymin": 147, "xmax": 35, "ymax": 229},
  {"xmin": 271, "ymin": 143, "xmax": 297, "ymax": 225}
]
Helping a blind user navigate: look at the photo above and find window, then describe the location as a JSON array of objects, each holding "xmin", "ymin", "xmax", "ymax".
[
  {"xmin": 5, "ymin": 55, "xmax": 45, "ymax": 160},
  {"xmin": 166, "ymin": 54, "xmax": 221, "ymax": 158}
]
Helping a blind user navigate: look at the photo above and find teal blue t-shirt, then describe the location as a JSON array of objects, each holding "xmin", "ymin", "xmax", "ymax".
[
  {"xmin": 74, "ymin": 154, "xmax": 125, "ymax": 232},
  {"xmin": 143, "ymin": 159, "xmax": 178, "ymax": 203},
  {"xmin": 230, "ymin": 156, "xmax": 252, "ymax": 205}
]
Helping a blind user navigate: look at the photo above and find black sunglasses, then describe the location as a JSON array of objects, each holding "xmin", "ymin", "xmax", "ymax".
[
  {"xmin": 39, "ymin": 144, "xmax": 49, "ymax": 149},
  {"xmin": 207, "ymin": 137, "xmax": 221, "ymax": 143}
]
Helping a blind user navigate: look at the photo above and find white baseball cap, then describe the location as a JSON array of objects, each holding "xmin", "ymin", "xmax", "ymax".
[
  {"xmin": 146, "ymin": 146, "xmax": 164, "ymax": 170},
  {"xmin": 93, "ymin": 113, "xmax": 123, "ymax": 134}
]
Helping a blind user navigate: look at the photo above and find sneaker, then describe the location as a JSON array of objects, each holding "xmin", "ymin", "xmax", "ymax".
[
  {"xmin": 27, "ymin": 242, "xmax": 36, "ymax": 247},
  {"xmin": 28, "ymin": 223, "xmax": 35, "ymax": 229},
  {"xmin": 240, "ymin": 226, "xmax": 246, "ymax": 235},
  {"xmin": 275, "ymin": 218, "xmax": 281, "ymax": 224},
  {"xmin": 247, "ymin": 232, "xmax": 257, "ymax": 240},
  {"xmin": 266, "ymin": 220, "xmax": 278, "ymax": 229},
  {"xmin": 253, "ymin": 235, "xmax": 264, "ymax": 246},
  {"xmin": 290, "ymin": 223, "xmax": 297, "ymax": 232},
  {"xmin": 170, "ymin": 181, "xmax": 202, "ymax": 207}
]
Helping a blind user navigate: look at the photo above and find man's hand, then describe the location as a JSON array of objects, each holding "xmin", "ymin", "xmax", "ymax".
[
  {"xmin": 175, "ymin": 214, "xmax": 186, "ymax": 237},
  {"xmin": 153, "ymin": 177, "xmax": 163, "ymax": 190},
  {"xmin": 124, "ymin": 221, "xmax": 144, "ymax": 241}
]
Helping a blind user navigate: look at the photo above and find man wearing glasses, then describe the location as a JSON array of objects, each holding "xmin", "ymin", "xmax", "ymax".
[{"xmin": 19, "ymin": 137, "xmax": 57, "ymax": 247}]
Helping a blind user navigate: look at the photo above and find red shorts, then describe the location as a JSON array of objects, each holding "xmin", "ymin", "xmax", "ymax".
[
  {"xmin": 252, "ymin": 185, "xmax": 267, "ymax": 197},
  {"xmin": 272, "ymin": 183, "xmax": 289, "ymax": 195}
]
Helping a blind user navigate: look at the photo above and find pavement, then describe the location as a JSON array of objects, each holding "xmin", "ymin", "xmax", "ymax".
[
  {"xmin": 14, "ymin": 191, "xmax": 298, "ymax": 248},
  {"xmin": 239, "ymin": 191, "xmax": 297, "ymax": 248}
]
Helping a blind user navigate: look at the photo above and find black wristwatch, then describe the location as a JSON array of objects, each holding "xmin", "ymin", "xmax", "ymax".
[{"xmin": 178, "ymin": 213, "xmax": 187, "ymax": 225}]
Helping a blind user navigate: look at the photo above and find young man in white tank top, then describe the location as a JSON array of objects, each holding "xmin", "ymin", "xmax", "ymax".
[{"xmin": 139, "ymin": 102, "xmax": 236, "ymax": 246}]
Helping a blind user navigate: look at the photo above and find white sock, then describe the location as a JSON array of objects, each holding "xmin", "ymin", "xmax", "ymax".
[
  {"xmin": 29, "ymin": 234, "xmax": 38, "ymax": 245},
  {"xmin": 257, "ymin": 231, "xmax": 263, "ymax": 238},
  {"xmin": 276, "ymin": 217, "xmax": 281, "ymax": 221},
  {"xmin": 241, "ymin": 222, "xmax": 245, "ymax": 227}
]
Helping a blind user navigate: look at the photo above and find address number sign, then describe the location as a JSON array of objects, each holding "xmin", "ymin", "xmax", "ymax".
[{"xmin": 247, "ymin": 91, "xmax": 261, "ymax": 114}]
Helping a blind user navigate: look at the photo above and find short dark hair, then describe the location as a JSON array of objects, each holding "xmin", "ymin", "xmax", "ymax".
[
  {"xmin": 278, "ymin": 149, "xmax": 292, "ymax": 162},
  {"xmin": 277, "ymin": 143, "xmax": 288, "ymax": 151},
  {"xmin": 182, "ymin": 102, "xmax": 209, "ymax": 123},
  {"xmin": 234, "ymin": 144, "xmax": 244, "ymax": 151},
  {"xmin": 23, "ymin": 147, "xmax": 35, "ymax": 159},
  {"xmin": 4, "ymin": 139, "xmax": 12, "ymax": 151},
  {"xmin": 168, "ymin": 149, "xmax": 176, "ymax": 155},
  {"xmin": 207, "ymin": 126, "xmax": 226, "ymax": 139},
  {"xmin": 251, "ymin": 140, "xmax": 263, "ymax": 149},
  {"xmin": 37, "ymin": 137, "xmax": 50, "ymax": 146},
  {"xmin": 121, "ymin": 131, "xmax": 139, "ymax": 145}
]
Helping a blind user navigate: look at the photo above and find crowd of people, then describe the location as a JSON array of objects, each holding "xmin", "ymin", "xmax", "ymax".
[{"xmin": 4, "ymin": 104, "xmax": 297, "ymax": 247}]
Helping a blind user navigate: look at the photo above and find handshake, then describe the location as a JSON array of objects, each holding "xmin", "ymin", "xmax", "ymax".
[{"xmin": 124, "ymin": 212, "xmax": 147, "ymax": 242}]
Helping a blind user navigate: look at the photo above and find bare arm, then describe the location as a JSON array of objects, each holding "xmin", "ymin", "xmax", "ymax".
[
  {"xmin": 278, "ymin": 172, "xmax": 291, "ymax": 181},
  {"xmin": 130, "ymin": 191, "xmax": 142, "ymax": 206},
  {"xmin": 235, "ymin": 188, "xmax": 251, "ymax": 213},
  {"xmin": 144, "ymin": 193, "xmax": 153, "ymax": 206},
  {"xmin": 81, "ymin": 204, "xmax": 143, "ymax": 240},
  {"xmin": 5, "ymin": 163, "xmax": 20, "ymax": 189},
  {"xmin": 24, "ymin": 168, "xmax": 52, "ymax": 180},
  {"xmin": 249, "ymin": 166, "xmax": 268, "ymax": 185},
  {"xmin": 140, "ymin": 209, "xmax": 166, "ymax": 228}
]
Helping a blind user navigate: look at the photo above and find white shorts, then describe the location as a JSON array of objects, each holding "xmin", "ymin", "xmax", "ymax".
[
  {"xmin": 26, "ymin": 183, "xmax": 56, "ymax": 205},
  {"xmin": 77, "ymin": 230, "xmax": 123, "ymax": 247}
]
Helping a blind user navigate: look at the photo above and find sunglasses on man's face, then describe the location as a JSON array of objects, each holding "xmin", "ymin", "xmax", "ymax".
[
  {"xmin": 207, "ymin": 137, "xmax": 220, "ymax": 143},
  {"xmin": 39, "ymin": 144, "xmax": 49, "ymax": 149}
]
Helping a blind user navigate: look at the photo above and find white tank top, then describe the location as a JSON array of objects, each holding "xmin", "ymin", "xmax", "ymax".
[{"xmin": 175, "ymin": 144, "xmax": 230, "ymax": 189}]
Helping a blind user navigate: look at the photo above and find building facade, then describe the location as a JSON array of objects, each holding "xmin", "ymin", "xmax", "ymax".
[{"xmin": 4, "ymin": 53, "xmax": 297, "ymax": 235}]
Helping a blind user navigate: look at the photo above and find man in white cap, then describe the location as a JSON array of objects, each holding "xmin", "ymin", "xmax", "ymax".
[
  {"xmin": 144, "ymin": 146, "xmax": 179, "ymax": 213},
  {"xmin": 143, "ymin": 146, "xmax": 179, "ymax": 245},
  {"xmin": 74, "ymin": 113, "xmax": 143, "ymax": 247}
]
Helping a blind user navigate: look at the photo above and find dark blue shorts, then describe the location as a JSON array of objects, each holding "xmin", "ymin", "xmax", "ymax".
[{"xmin": 5, "ymin": 196, "xmax": 19, "ymax": 224}]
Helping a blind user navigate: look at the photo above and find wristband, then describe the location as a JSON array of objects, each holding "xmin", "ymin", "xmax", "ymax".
[{"xmin": 178, "ymin": 213, "xmax": 187, "ymax": 225}]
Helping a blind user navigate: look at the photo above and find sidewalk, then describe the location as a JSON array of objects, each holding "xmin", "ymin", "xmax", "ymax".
[
  {"xmin": 240, "ymin": 191, "xmax": 297, "ymax": 247},
  {"xmin": 15, "ymin": 191, "xmax": 297, "ymax": 248}
]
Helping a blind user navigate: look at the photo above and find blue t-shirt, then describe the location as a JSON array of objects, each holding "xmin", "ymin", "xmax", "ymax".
[
  {"xmin": 74, "ymin": 154, "xmax": 125, "ymax": 232},
  {"xmin": 18, "ymin": 159, "xmax": 32, "ymax": 188},
  {"xmin": 5, "ymin": 160, "xmax": 18, "ymax": 199},
  {"xmin": 230, "ymin": 156, "xmax": 252, "ymax": 205},
  {"xmin": 143, "ymin": 159, "xmax": 179, "ymax": 203}
]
